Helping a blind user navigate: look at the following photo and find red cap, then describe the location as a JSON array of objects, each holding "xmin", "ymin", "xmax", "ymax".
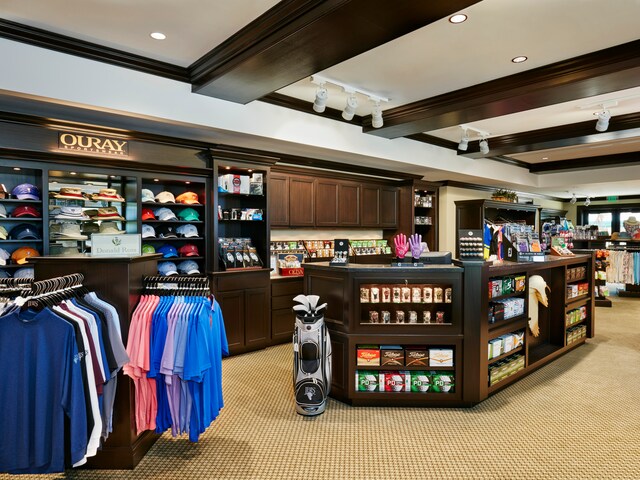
[
  {"xmin": 12, "ymin": 205, "xmax": 41, "ymax": 218},
  {"xmin": 141, "ymin": 208, "xmax": 156, "ymax": 221},
  {"xmin": 178, "ymin": 244, "xmax": 199, "ymax": 257}
]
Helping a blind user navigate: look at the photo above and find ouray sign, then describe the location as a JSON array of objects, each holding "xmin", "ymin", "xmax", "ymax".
[{"xmin": 58, "ymin": 132, "xmax": 129, "ymax": 156}]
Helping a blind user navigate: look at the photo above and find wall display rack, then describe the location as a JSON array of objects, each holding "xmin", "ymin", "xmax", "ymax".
[{"xmin": 394, "ymin": 180, "xmax": 439, "ymax": 252}]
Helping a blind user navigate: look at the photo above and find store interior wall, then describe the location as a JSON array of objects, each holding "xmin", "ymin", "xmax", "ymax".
[{"xmin": 271, "ymin": 229, "xmax": 383, "ymax": 242}]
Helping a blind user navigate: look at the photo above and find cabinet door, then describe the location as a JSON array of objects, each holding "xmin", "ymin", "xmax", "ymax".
[
  {"xmin": 360, "ymin": 184, "xmax": 380, "ymax": 227},
  {"xmin": 245, "ymin": 287, "xmax": 270, "ymax": 349},
  {"xmin": 216, "ymin": 290, "xmax": 245, "ymax": 354},
  {"xmin": 269, "ymin": 173, "xmax": 289, "ymax": 226},
  {"xmin": 315, "ymin": 179, "xmax": 339, "ymax": 226},
  {"xmin": 380, "ymin": 186, "xmax": 399, "ymax": 228},
  {"xmin": 271, "ymin": 308, "xmax": 295, "ymax": 344},
  {"xmin": 338, "ymin": 182, "xmax": 360, "ymax": 226},
  {"xmin": 289, "ymin": 176, "xmax": 315, "ymax": 226}
]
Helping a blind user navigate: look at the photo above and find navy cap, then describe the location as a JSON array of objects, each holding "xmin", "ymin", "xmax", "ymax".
[
  {"xmin": 11, "ymin": 183, "xmax": 41, "ymax": 200},
  {"xmin": 9, "ymin": 223, "xmax": 41, "ymax": 240},
  {"xmin": 157, "ymin": 224, "xmax": 178, "ymax": 239},
  {"xmin": 14, "ymin": 267, "xmax": 35, "ymax": 279},
  {"xmin": 157, "ymin": 244, "xmax": 179, "ymax": 258}
]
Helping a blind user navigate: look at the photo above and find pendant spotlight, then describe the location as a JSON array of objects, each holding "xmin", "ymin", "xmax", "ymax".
[
  {"xmin": 479, "ymin": 137, "xmax": 490, "ymax": 155},
  {"xmin": 458, "ymin": 128, "xmax": 469, "ymax": 151},
  {"xmin": 595, "ymin": 109, "xmax": 611, "ymax": 132},
  {"xmin": 313, "ymin": 83, "xmax": 328, "ymax": 113},
  {"xmin": 570, "ymin": 193, "xmax": 577, "ymax": 205},
  {"xmin": 584, "ymin": 196, "xmax": 591, "ymax": 207},
  {"xmin": 310, "ymin": 75, "xmax": 388, "ymax": 127}
]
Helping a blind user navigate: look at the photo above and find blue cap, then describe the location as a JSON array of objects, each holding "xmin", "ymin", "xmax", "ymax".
[
  {"xmin": 14, "ymin": 267, "xmax": 35, "ymax": 279},
  {"xmin": 9, "ymin": 223, "xmax": 41, "ymax": 240},
  {"xmin": 177, "ymin": 260, "xmax": 200, "ymax": 275},
  {"xmin": 11, "ymin": 183, "xmax": 41, "ymax": 200},
  {"xmin": 0, "ymin": 269, "xmax": 10, "ymax": 278},
  {"xmin": 154, "ymin": 207, "xmax": 178, "ymax": 221},
  {"xmin": 158, "ymin": 261, "xmax": 178, "ymax": 276},
  {"xmin": 142, "ymin": 224, "xmax": 156, "ymax": 238},
  {"xmin": 157, "ymin": 244, "xmax": 179, "ymax": 258},
  {"xmin": 176, "ymin": 224, "xmax": 199, "ymax": 238}
]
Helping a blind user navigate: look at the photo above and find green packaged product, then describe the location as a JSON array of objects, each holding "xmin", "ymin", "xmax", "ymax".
[
  {"xmin": 356, "ymin": 371, "xmax": 380, "ymax": 392},
  {"xmin": 410, "ymin": 371, "xmax": 431, "ymax": 392},
  {"xmin": 430, "ymin": 372, "xmax": 455, "ymax": 393}
]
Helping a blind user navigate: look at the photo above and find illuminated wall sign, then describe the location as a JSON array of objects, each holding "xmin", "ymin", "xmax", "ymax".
[{"xmin": 58, "ymin": 132, "xmax": 129, "ymax": 156}]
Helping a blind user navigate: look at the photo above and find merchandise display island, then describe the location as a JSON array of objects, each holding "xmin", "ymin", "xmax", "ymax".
[{"xmin": 303, "ymin": 253, "xmax": 595, "ymax": 407}]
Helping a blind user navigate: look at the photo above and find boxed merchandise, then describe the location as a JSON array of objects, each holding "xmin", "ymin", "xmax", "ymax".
[
  {"xmin": 410, "ymin": 371, "xmax": 431, "ymax": 392},
  {"xmin": 412, "ymin": 287, "xmax": 422, "ymax": 303},
  {"xmin": 392, "ymin": 287, "xmax": 402, "ymax": 303},
  {"xmin": 430, "ymin": 372, "xmax": 455, "ymax": 393},
  {"xmin": 360, "ymin": 287, "xmax": 370, "ymax": 303},
  {"xmin": 429, "ymin": 348, "xmax": 454, "ymax": 367},
  {"xmin": 513, "ymin": 331, "xmax": 525, "ymax": 348},
  {"xmin": 502, "ymin": 277, "xmax": 513, "ymax": 295},
  {"xmin": 249, "ymin": 173, "xmax": 263, "ymax": 195},
  {"xmin": 433, "ymin": 287, "xmax": 444, "ymax": 303},
  {"xmin": 514, "ymin": 275, "xmax": 526, "ymax": 292},
  {"xmin": 356, "ymin": 371, "xmax": 380, "ymax": 392},
  {"xmin": 488, "ymin": 302, "xmax": 505, "ymax": 324},
  {"xmin": 401, "ymin": 287, "xmax": 411, "ymax": 303},
  {"xmin": 489, "ymin": 280, "xmax": 502, "ymax": 299},
  {"xmin": 370, "ymin": 287, "xmax": 380, "ymax": 303},
  {"xmin": 381, "ymin": 287, "xmax": 391, "ymax": 303},
  {"xmin": 380, "ymin": 346, "xmax": 404, "ymax": 366},
  {"xmin": 502, "ymin": 334, "xmax": 515, "ymax": 353},
  {"xmin": 357, "ymin": 346, "xmax": 380, "ymax": 366},
  {"xmin": 423, "ymin": 287, "xmax": 433, "ymax": 303},
  {"xmin": 404, "ymin": 347, "xmax": 429, "ymax": 367},
  {"xmin": 218, "ymin": 174, "xmax": 250, "ymax": 194},
  {"xmin": 489, "ymin": 338, "xmax": 503, "ymax": 359},
  {"xmin": 382, "ymin": 371, "xmax": 410, "ymax": 392}
]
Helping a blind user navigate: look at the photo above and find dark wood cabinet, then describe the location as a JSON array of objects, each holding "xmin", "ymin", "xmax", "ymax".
[
  {"xmin": 315, "ymin": 179, "xmax": 339, "ymax": 226},
  {"xmin": 245, "ymin": 287, "xmax": 270, "ymax": 349},
  {"xmin": 269, "ymin": 173, "xmax": 289, "ymax": 226},
  {"xmin": 380, "ymin": 186, "xmax": 399, "ymax": 228},
  {"xmin": 360, "ymin": 184, "xmax": 381, "ymax": 227},
  {"xmin": 271, "ymin": 277, "xmax": 303, "ymax": 344},
  {"xmin": 338, "ymin": 182, "xmax": 360, "ymax": 226},
  {"xmin": 289, "ymin": 175, "xmax": 315, "ymax": 226},
  {"xmin": 216, "ymin": 289, "xmax": 245, "ymax": 353},
  {"xmin": 393, "ymin": 180, "xmax": 440, "ymax": 252}
]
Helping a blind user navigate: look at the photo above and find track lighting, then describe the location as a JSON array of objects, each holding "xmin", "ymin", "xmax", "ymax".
[
  {"xmin": 458, "ymin": 128, "xmax": 469, "ymax": 151},
  {"xmin": 371, "ymin": 101, "xmax": 383, "ymax": 128},
  {"xmin": 313, "ymin": 83, "xmax": 328, "ymax": 113},
  {"xmin": 595, "ymin": 109, "xmax": 611, "ymax": 132},
  {"xmin": 341, "ymin": 93, "xmax": 358, "ymax": 121},
  {"xmin": 585, "ymin": 196, "xmax": 591, "ymax": 207},
  {"xmin": 479, "ymin": 137, "xmax": 490, "ymax": 155},
  {"xmin": 570, "ymin": 193, "xmax": 577, "ymax": 205}
]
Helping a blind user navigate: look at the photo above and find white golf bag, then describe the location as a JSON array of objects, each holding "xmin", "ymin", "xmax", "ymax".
[{"xmin": 292, "ymin": 294, "xmax": 332, "ymax": 416}]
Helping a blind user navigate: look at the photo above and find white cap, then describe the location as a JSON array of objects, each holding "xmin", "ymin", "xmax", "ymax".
[{"xmin": 155, "ymin": 191, "xmax": 176, "ymax": 203}]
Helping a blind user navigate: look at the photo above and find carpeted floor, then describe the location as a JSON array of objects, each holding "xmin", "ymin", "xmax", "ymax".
[{"xmin": 3, "ymin": 297, "xmax": 639, "ymax": 480}]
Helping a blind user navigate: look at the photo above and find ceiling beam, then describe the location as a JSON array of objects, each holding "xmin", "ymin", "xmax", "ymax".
[
  {"xmin": 459, "ymin": 112, "xmax": 640, "ymax": 159},
  {"xmin": 190, "ymin": 0, "xmax": 482, "ymax": 104},
  {"xmin": 364, "ymin": 39, "xmax": 640, "ymax": 138},
  {"xmin": 529, "ymin": 152, "xmax": 640, "ymax": 173}
]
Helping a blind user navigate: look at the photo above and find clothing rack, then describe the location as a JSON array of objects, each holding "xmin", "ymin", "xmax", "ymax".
[
  {"xmin": 142, "ymin": 275, "xmax": 210, "ymax": 296},
  {"xmin": 605, "ymin": 247, "xmax": 640, "ymax": 298}
]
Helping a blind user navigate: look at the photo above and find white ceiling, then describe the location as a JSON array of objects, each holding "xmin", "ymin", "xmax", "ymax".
[{"xmin": 2, "ymin": 0, "xmax": 640, "ymax": 198}]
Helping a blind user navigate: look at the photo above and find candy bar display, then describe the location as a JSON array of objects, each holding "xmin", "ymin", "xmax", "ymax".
[
  {"xmin": 488, "ymin": 354, "xmax": 525, "ymax": 386},
  {"xmin": 565, "ymin": 306, "xmax": 588, "ymax": 327},
  {"xmin": 488, "ymin": 297, "xmax": 525, "ymax": 324},
  {"xmin": 488, "ymin": 330, "xmax": 525, "ymax": 360},
  {"xmin": 566, "ymin": 282, "xmax": 589, "ymax": 299},
  {"xmin": 566, "ymin": 325, "xmax": 587, "ymax": 346},
  {"xmin": 349, "ymin": 239, "xmax": 392, "ymax": 256}
]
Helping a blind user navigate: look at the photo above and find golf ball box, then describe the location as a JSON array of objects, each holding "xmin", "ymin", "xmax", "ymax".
[
  {"xmin": 355, "ymin": 371, "xmax": 455, "ymax": 393},
  {"xmin": 356, "ymin": 344, "xmax": 455, "ymax": 369},
  {"xmin": 488, "ymin": 354, "xmax": 525, "ymax": 386},
  {"xmin": 359, "ymin": 283, "xmax": 453, "ymax": 326}
]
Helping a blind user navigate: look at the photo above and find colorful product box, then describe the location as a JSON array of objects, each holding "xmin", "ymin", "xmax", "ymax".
[
  {"xmin": 404, "ymin": 347, "xmax": 429, "ymax": 367},
  {"xmin": 380, "ymin": 346, "xmax": 404, "ymax": 366},
  {"xmin": 430, "ymin": 372, "xmax": 455, "ymax": 393},
  {"xmin": 356, "ymin": 346, "xmax": 380, "ymax": 366},
  {"xmin": 410, "ymin": 371, "xmax": 431, "ymax": 392},
  {"xmin": 356, "ymin": 371, "xmax": 380, "ymax": 392},
  {"xmin": 382, "ymin": 371, "xmax": 410, "ymax": 392},
  {"xmin": 514, "ymin": 275, "xmax": 526, "ymax": 292},
  {"xmin": 502, "ymin": 277, "xmax": 513, "ymax": 295},
  {"xmin": 428, "ymin": 348, "xmax": 454, "ymax": 367}
]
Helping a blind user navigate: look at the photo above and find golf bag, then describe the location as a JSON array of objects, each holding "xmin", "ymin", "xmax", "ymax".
[{"xmin": 292, "ymin": 294, "xmax": 332, "ymax": 416}]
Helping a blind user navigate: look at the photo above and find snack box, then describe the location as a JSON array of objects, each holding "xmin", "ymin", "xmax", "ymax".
[
  {"xmin": 502, "ymin": 277, "xmax": 513, "ymax": 295},
  {"xmin": 380, "ymin": 345, "xmax": 404, "ymax": 367},
  {"xmin": 428, "ymin": 348, "xmax": 454, "ymax": 367},
  {"xmin": 356, "ymin": 345, "xmax": 380, "ymax": 366},
  {"xmin": 404, "ymin": 347, "xmax": 429, "ymax": 367},
  {"xmin": 382, "ymin": 371, "xmax": 410, "ymax": 392},
  {"xmin": 356, "ymin": 371, "xmax": 380, "ymax": 392},
  {"xmin": 489, "ymin": 280, "xmax": 502, "ymax": 299},
  {"xmin": 489, "ymin": 338, "xmax": 503, "ymax": 359},
  {"xmin": 430, "ymin": 372, "xmax": 455, "ymax": 393},
  {"xmin": 410, "ymin": 371, "xmax": 431, "ymax": 392},
  {"xmin": 514, "ymin": 275, "xmax": 526, "ymax": 292}
]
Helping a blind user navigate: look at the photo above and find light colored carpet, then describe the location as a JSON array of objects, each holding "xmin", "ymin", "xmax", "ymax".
[{"xmin": 3, "ymin": 297, "xmax": 639, "ymax": 480}]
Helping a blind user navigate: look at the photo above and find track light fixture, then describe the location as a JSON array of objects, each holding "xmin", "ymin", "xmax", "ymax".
[
  {"xmin": 479, "ymin": 137, "xmax": 490, "ymax": 155},
  {"xmin": 458, "ymin": 128, "xmax": 469, "ymax": 151},
  {"xmin": 584, "ymin": 196, "xmax": 591, "ymax": 207},
  {"xmin": 310, "ymin": 75, "xmax": 388, "ymax": 127},
  {"xmin": 570, "ymin": 193, "xmax": 577, "ymax": 205},
  {"xmin": 312, "ymin": 83, "xmax": 328, "ymax": 113},
  {"xmin": 595, "ymin": 109, "xmax": 611, "ymax": 132}
]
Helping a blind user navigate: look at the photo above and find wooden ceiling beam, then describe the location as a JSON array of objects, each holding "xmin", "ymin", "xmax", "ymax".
[
  {"xmin": 364, "ymin": 39, "xmax": 640, "ymax": 138},
  {"xmin": 190, "ymin": 0, "xmax": 482, "ymax": 104},
  {"xmin": 529, "ymin": 151, "xmax": 640, "ymax": 173}
]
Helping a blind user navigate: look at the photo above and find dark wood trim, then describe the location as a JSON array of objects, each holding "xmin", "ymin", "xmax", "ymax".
[
  {"xmin": 0, "ymin": 148, "xmax": 212, "ymax": 176},
  {"xmin": 490, "ymin": 155, "xmax": 532, "ymax": 169},
  {"xmin": 0, "ymin": 19, "xmax": 190, "ymax": 83},
  {"xmin": 587, "ymin": 195, "xmax": 640, "ymax": 202},
  {"xmin": 441, "ymin": 180, "xmax": 564, "ymax": 202},
  {"xmin": 460, "ymin": 112, "xmax": 640, "ymax": 159},
  {"xmin": 191, "ymin": 0, "xmax": 482, "ymax": 103},
  {"xmin": 405, "ymin": 133, "xmax": 459, "ymax": 150},
  {"xmin": 364, "ymin": 39, "xmax": 640, "ymax": 138},
  {"xmin": 260, "ymin": 93, "xmax": 365, "ymax": 125},
  {"xmin": 271, "ymin": 164, "xmax": 405, "ymax": 184},
  {"xmin": 529, "ymin": 152, "xmax": 640, "ymax": 173},
  {"xmin": 209, "ymin": 146, "xmax": 279, "ymax": 166}
]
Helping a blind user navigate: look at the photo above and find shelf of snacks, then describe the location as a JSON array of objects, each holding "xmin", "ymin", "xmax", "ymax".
[
  {"xmin": 566, "ymin": 325, "xmax": 587, "ymax": 346},
  {"xmin": 488, "ymin": 353, "xmax": 525, "ymax": 389},
  {"xmin": 350, "ymin": 239, "xmax": 392, "ymax": 256},
  {"xmin": 565, "ymin": 305, "xmax": 588, "ymax": 327},
  {"xmin": 487, "ymin": 330, "xmax": 525, "ymax": 363},
  {"xmin": 594, "ymin": 250, "xmax": 612, "ymax": 307}
]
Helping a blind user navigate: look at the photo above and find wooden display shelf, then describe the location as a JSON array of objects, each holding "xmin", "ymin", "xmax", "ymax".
[
  {"xmin": 0, "ymin": 199, "xmax": 41, "ymax": 203},
  {"xmin": 595, "ymin": 298, "xmax": 613, "ymax": 307},
  {"xmin": 488, "ymin": 315, "xmax": 528, "ymax": 338},
  {"xmin": 143, "ymin": 237, "xmax": 205, "ymax": 241},
  {"xmin": 141, "ymin": 202, "xmax": 204, "ymax": 207},
  {"xmin": 527, "ymin": 342, "xmax": 564, "ymax": 366},
  {"xmin": 565, "ymin": 295, "xmax": 591, "ymax": 308},
  {"xmin": 488, "ymin": 345, "xmax": 524, "ymax": 365},
  {"xmin": 566, "ymin": 274, "xmax": 587, "ymax": 283},
  {"xmin": 488, "ymin": 291, "xmax": 526, "ymax": 302},
  {"xmin": 143, "ymin": 220, "xmax": 204, "ymax": 224},
  {"xmin": 0, "ymin": 239, "xmax": 43, "ymax": 243},
  {"xmin": 356, "ymin": 365, "xmax": 454, "ymax": 371},
  {"xmin": 218, "ymin": 192, "xmax": 264, "ymax": 198},
  {"xmin": 565, "ymin": 317, "xmax": 588, "ymax": 329},
  {"xmin": 0, "ymin": 218, "xmax": 43, "ymax": 222},
  {"xmin": 487, "ymin": 367, "xmax": 527, "ymax": 394}
]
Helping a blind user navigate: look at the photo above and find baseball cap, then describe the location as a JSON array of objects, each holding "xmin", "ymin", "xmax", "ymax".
[
  {"xmin": 91, "ymin": 188, "xmax": 124, "ymax": 202},
  {"xmin": 53, "ymin": 187, "xmax": 84, "ymax": 200},
  {"xmin": 9, "ymin": 223, "xmax": 40, "ymax": 240},
  {"xmin": 176, "ymin": 224, "xmax": 199, "ymax": 238},
  {"xmin": 142, "ymin": 244, "xmax": 156, "ymax": 254},
  {"xmin": 141, "ymin": 208, "xmax": 156, "ymax": 221},
  {"xmin": 82, "ymin": 222, "xmax": 100, "ymax": 235},
  {"xmin": 12, "ymin": 205, "xmax": 41, "ymax": 218},
  {"xmin": 176, "ymin": 191, "xmax": 200, "ymax": 205},
  {"xmin": 11, "ymin": 246, "xmax": 40, "ymax": 265},
  {"xmin": 177, "ymin": 260, "xmax": 200, "ymax": 275},
  {"xmin": 158, "ymin": 261, "xmax": 178, "ymax": 276},
  {"xmin": 50, "ymin": 245, "xmax": 81, "ymax": 256},
  {"xmin": 51, "ymin": 205, "xmax": 88, "ymax": 220},
  {"xmin": 154, "ymin": 207, "xmax": 178, "ymax": 221},
  {"xmin": 141, "ymin": 189, "xmax": 156, "ymax": 203},
  {"xmin": 178, "ymin": 244, "xmax": 200, "ymax": 257},
  {"xmin": 178, "ymin": 208, "xmax": 200, "ymax": 221},
  {"xmin": 99, "ymin": 222, "xmax": 125, "ymax": 234},
  {"xmin": 92, "ymin": 207, "xmax": 125, "ymax": 221},
  {"xmin": 0, "ymin": 226, "xmax": 8, "ymax": 240},
  {"xmin": 155, "ymin": 191, "xmax": 176, "ymax": 204},
  {"xmin": 157, "ymin": 244, "xmax": 179, "ymax": 258},
  {"xmin": 0, "ymin": 269, "xmax": 10, "ymax": 278},
  {"xmin": 50, "ymin": 223, "xmax": 87, "ymax": 240},
  {"xmin": 14, "ymin": 267, "xmax": 35, "ymax": 279},
  {"xmin": 0, "ymin": 204, "xmax": 6, "ymax": 218},
  {"xmin": 157, "ymin": 224, "xmax": 178, "ymax": 238},
  {"xmin": 11, "ymin": 183, "xmax": 41, "ymax": 200},
  {"xmin": 0, "ymin": 248, "xmax": 10, "ymax": 266},
  {"xmin": 142, "ymin": 224, "xmax": 156, "ymax": 238}
]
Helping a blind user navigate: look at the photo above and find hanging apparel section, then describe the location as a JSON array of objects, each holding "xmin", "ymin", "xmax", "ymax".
[
  {"xmin": 124, "ymin": 275, "xmax": 228, "ymax": 442},
  {"xmin": 0, "ymin": 274, "xmax": 128, "ymax": 474},
  {"xmin": 0, "ymin": 276, "xmax": 33, "ymax": 310},
  {"xmin": 606, "ymin": 249, "xmax": 640, "ymax": 285}
]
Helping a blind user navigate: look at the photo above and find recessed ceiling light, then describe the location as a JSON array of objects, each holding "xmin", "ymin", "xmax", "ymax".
[
  {"xmin": 153, "ymin": 178, "xmax": 159, "ymax": 182},
  {"xmin": 512, "ymin": 56, "xmax": 528, "ymax": 63},
  {"xmin": 185, "ymin": 181, "xmax": 191, "ymax": 185},
  {"xmin": 225, "ymin": 166, "xmax": 231, "ymax": 170},
  {"xmin": 449, "ymin": 14, "xmax": 467, "ymax": 24},
  {"xmin": 150, "ymin": 32, "xmax": 166, "ymax": 40},
  {"xmin": 542, "ymin": 157, "xmax": 549, "ymax": 160},
  {"xmin": 70, "ymin": 171, "xmax": 77, "ymax": 175},
  {"xmin": 13, "ymin": 167, "xmax": 21, "ymax": 171}
]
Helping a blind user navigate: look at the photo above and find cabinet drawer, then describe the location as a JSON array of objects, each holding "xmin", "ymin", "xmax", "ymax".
[
  {"xmin": 272, "ymin": 295, "xmax": 297, "ymax": 310},
  {"xmin": 272, "ymin": 278, "xmax": 304, "ymax": 297},
  {"xmin": 213, "ymin": 270, "xmax": 270, "ymax": 292}
]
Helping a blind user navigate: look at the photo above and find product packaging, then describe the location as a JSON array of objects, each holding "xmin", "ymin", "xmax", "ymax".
[
  {"xmin": 356, "ymin": 371, "xmax": 379, "ymax": 392},
  {"xmin": 430, "ymin": 372, "xmax": 455, "ymax": 393},
  {"xmin": 356, "ymin": 346, "xmax": 380, "ymax": 366},
  {"xmin": 429, "ymin": 348, "xmax": 454, "ymax": 367},
  {"xmin": 410, "ymin": 371, "xmax": 431, "ymax": 392},
  {"xmin": 382, "ymin": 372, "xmax": 410, "ymax": 392},
  {"xmin": 380, "ymin": 346, "xmax": 404, "ymax": 366},
  {"xmin": 404, "ymin": 347, "xmax": 429, "ymax": 367}
]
